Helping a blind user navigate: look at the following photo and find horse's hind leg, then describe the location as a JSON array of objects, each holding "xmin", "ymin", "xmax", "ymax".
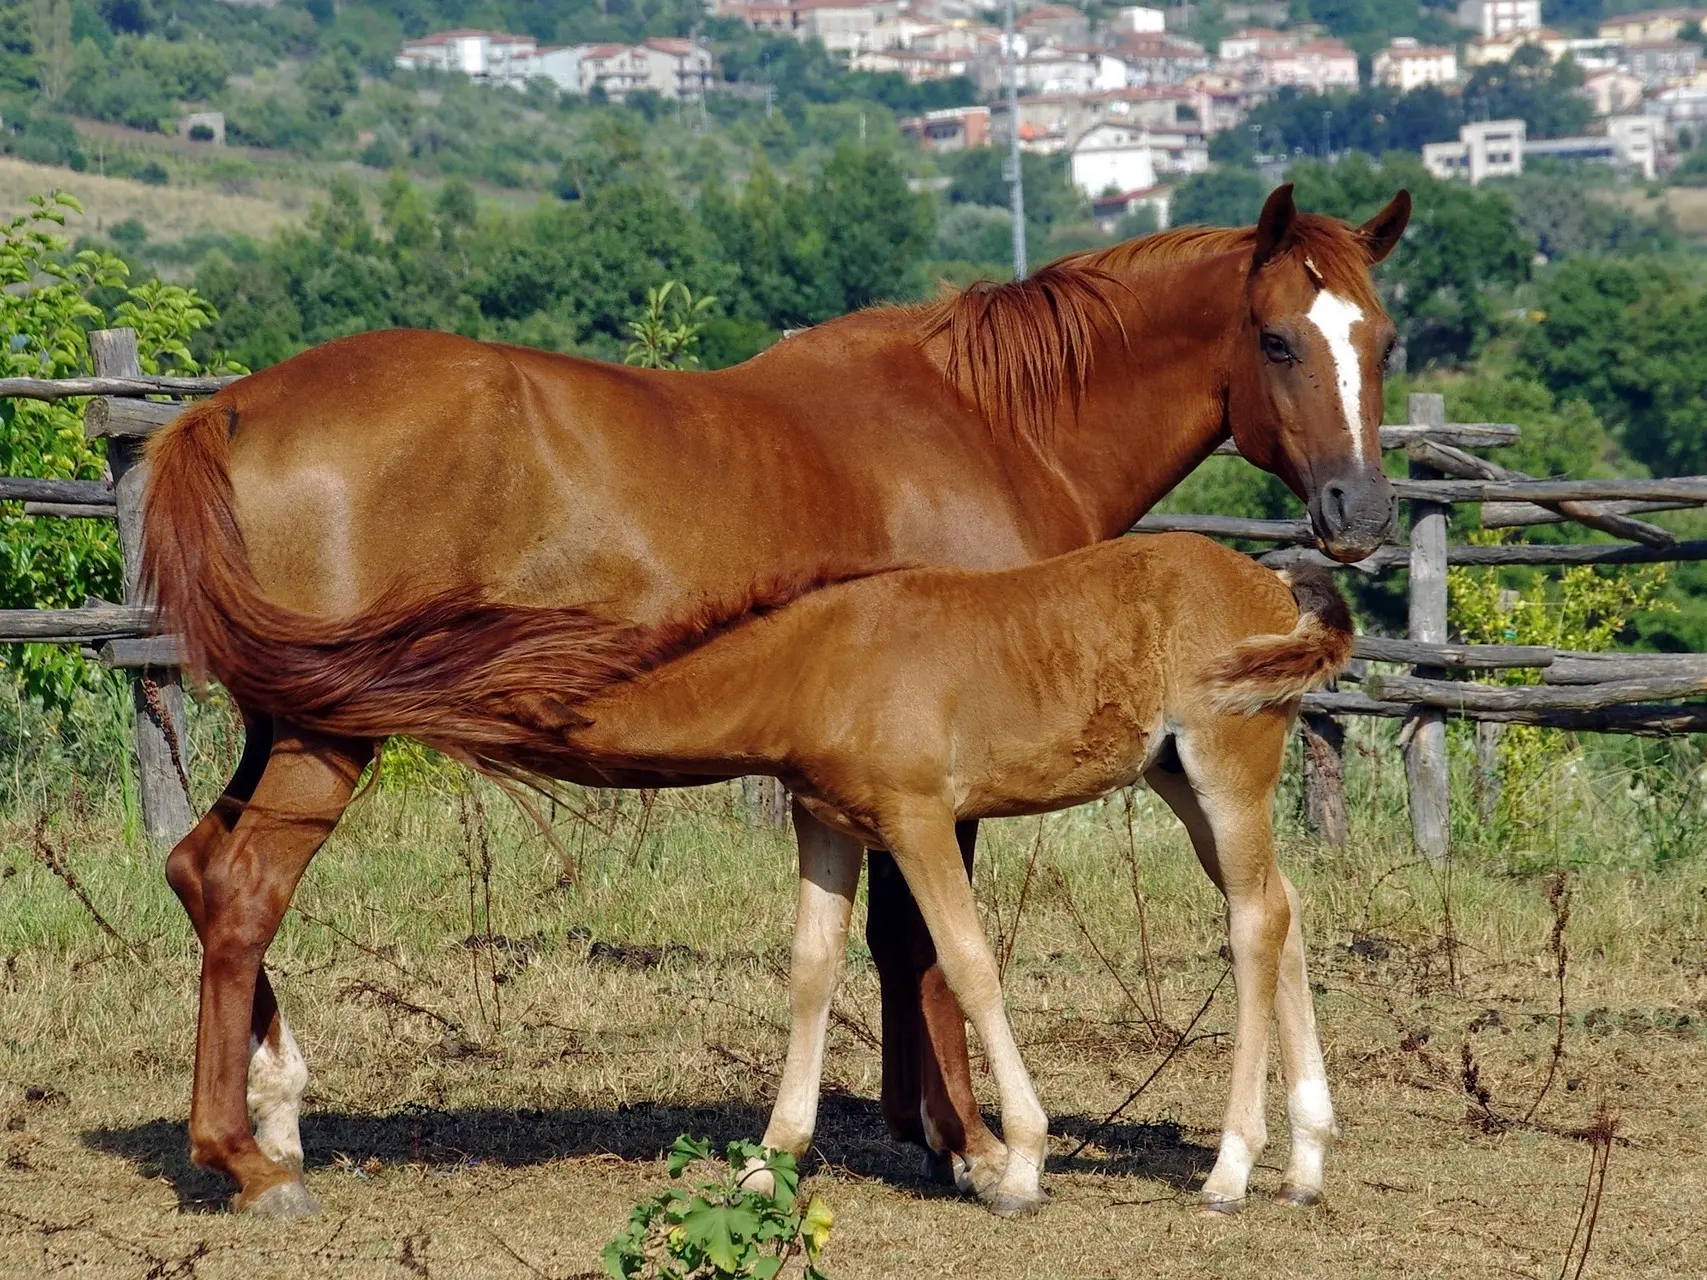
[
  {"xmin": 166, "ymin": 713, "xmax": 309, "ymax": 1172},
  {"xmin": 177, "ymin": 725, "xmax": 370, "ymax": 1215},
  {"xmin": 1145, "ymin": 716, "xmax": 1296, "ymax": 1213}
]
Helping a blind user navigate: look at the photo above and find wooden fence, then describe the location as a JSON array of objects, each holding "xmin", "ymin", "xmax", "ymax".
[{"xmin": 4, "ymin": 338, "xmax": 1706, "ymax": 855}]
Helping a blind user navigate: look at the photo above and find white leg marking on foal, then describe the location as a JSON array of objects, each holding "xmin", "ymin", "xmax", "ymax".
[
  {"xmin": 1303, "ymin": 291, "xmax": 1368, "ymax": 463},
  {"xmin": 1286, "ymin": 1077, "xmax": 1335, "ymax": 1189},
  {"xmin": 1205, "ymin": 1131, "xmax": 1257, "ymax": 1204},
  {"xmin": 248, "ymin": 1022, "xmax": 308, "ymax": 1170}
]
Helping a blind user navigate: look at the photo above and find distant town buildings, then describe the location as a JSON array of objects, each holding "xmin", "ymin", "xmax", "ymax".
[
  {"xmin": 393, "ymin": 0, "xmax": 1707, "ymax": 184},
  {"xmin": 394, "ymin": 29, "xmax": 713, "ymax": 99},
  {"xmin": 1373, "ymin": 37, "xmax": 1458, "ymax": 90}
]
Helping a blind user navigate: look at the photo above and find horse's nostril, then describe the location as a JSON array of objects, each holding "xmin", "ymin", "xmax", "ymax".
[{"xmin": 1322, "ymin": 481, "xmax": 1350, "ymax": 530}]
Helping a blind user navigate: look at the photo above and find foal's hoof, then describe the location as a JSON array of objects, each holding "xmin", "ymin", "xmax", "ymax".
[
  {"xmin": 238, "ymin": 1180, "xmax": 320, "ymax": 1217},
  {"xmin": 984, "ymin": 1187, "xmax": 1050, "ymax": 1218},
  {"xmin": 1273, "ymin": 1183, "xmax": 1322, "ymax": 1209},
  {"xmin": 1196, "ymin": 1193, "xmax": 1247, "ymax": 1217}
]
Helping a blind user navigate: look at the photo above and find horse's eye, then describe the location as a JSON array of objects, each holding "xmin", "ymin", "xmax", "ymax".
[
  {"xmin": 1261, "ymin": 332, "xmax": 1294, "ymax": 365},
  {"xmin": 1383, "ymin": 338, "xmax": 1399, "ymax": 369}
]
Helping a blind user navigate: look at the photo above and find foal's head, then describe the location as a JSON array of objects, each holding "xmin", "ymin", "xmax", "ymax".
[{"xmin": 1226, "ymin": 184, "xmax": 1410, "ymax": 563}]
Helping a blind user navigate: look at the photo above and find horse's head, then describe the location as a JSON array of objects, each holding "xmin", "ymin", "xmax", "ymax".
[{"xmin": 1227, "ymin": 184, "xmax": 1411, "ymax": 563}]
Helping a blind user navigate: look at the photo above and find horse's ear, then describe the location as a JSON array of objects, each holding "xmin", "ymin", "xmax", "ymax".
[
  {"xmin": 1359, "ymin": 190, "xmax": 1411, "ymax": 264},
  {"xmin": 1251, "ymin": 183, "xmax": 1297, "ymax": 269}
]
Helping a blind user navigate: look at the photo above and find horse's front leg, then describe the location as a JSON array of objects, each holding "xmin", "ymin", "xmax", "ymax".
[{"xmin": 745, "ymin": 805, "xmax": 863, "ymax": 1197}]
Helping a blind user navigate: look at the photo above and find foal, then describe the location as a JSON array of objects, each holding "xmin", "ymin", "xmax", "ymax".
[{"xmin": 562, "ymin": 532, "xmax": 1354, "ymax": 1214}]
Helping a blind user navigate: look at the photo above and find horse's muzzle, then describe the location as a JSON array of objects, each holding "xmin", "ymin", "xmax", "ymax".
[{"xmin": 1311, "ymin": 469, "xmax": 1397, "ymax": 563}]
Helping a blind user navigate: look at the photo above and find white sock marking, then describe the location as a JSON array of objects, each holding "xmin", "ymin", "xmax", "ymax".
[
  {"xmin": 1303, "ymin": 291, "xmax": 1368, "ymax": 464},
  {"xmin": 248, "ymin": 1023, "xmax": 308, "ymax": 1169}
]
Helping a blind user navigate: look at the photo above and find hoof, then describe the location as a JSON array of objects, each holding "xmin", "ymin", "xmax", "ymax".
[
  {"xmin": 1196, "ymin": 1193, "xmax": 1247, "ymax": 1217},
  {"xmin": 238, "ymin": 1180, "xmax": 320, "ymax": 1217},
  {"xmin": 1273, "ymin": 1183, "xmax": 1322, "ymax": 1209},
  {"xmin": 984, "ymin": 1188, "xmax": 1049, "ymax": 1217}
]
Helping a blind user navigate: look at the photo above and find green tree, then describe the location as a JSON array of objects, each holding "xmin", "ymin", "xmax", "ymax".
[
  {"xmin": 1519, "ymin": 255, "xmax": 1707, "ymax": 477},
  {"xmin": 1170, "ymin": 168, "xmax": 1271, "ymax": 227},
  {"xmin": 813, "ymin": 143, "xmax": 934, "ymax": 312}
]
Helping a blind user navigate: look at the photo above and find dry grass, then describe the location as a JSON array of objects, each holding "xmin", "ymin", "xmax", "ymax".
[
  {"xmin": 1, "ymin": 777, "xmax": 1704, "ymax": 1279},
  {"xmin": 0, "ymin": 156, "xmax": 304, "ymax": 244}
]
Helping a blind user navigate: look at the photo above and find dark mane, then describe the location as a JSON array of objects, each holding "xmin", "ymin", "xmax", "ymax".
[{"xmin": 914, "ymin": 212, "xmax": 1380, "ymax": 445}]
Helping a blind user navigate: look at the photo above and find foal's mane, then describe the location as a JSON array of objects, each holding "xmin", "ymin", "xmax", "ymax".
[{"xmin": 917, "ymin": 213, "xmax": 1378, "ymax": 445}]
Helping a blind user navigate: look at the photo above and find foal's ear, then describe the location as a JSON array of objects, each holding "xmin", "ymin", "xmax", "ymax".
[
  {"xmin": 1359, "ymin": 189, "xmax": 1411, "ymax": 264},
  {"xmin": 1251, "ymin": 183, "xmax": 1297, "ymax": 269}
]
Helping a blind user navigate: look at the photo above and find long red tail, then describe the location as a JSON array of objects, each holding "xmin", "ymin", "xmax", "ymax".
[{"xmin": 140, "ymin": 400, "xmax": 648, "ymax": 777}]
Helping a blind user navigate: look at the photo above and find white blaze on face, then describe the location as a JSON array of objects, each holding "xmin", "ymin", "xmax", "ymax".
[{"xmin": 1302, "ymin": 291, "xmax": 1368, "ymax": 464}]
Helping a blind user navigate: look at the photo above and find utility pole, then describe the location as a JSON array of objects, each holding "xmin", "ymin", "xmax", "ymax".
[{"xmin": 1003, "ymin": 0, "xmax": 1027, "ymax": 279}]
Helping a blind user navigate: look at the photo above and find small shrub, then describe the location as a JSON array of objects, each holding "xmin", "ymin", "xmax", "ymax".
[
  {"xmin": 603, "ymin": 1136, "xmax": 832, "ymax": 1280},
  {"xmin": 136, "ymin": 161, "xmax": 169, "ymax": 186}
]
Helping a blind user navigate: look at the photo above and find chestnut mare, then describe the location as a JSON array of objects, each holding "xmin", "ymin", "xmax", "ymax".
[
  {"xmin": 141, "ymin": 184, "xmax": 1408, "ymax": 1214},
  {"xmin": 558, "ymin": 535, "xmax": 1355, "ymax": 1214}
]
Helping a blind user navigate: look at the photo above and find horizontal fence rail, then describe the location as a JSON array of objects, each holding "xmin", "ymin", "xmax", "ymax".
[{"xmin": 0, "ymin": 374, "xmax": 238, "ymax": 401}]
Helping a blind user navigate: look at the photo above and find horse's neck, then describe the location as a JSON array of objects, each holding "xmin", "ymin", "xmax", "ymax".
[{"xmin": 1046, "ymin": 253, "xmax": 1246, "ymax": 539}]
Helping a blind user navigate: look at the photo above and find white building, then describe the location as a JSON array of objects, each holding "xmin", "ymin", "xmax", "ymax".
[
  {"xmin": 795, "ymin": 0, "xmax": 902, "ymax": 54},
  {"xmin": 1069, "ymin": 121, "xmax": 1206, "ymax": 195},
  {"xmin": 1115, "ymin": 5, "xmax": 1167, "ymax": 33},
  {"xmin": 1373, "ymin": 37, "xmax": 1458, "ymax": 91},
  {"xmin": 1456, "ymin": 0, "xmax": 1542, "ymax": 37},
  {"xmin": 1217, "ymin": 26, "xmax": 1295, "ymax": 62},
  {"xmin": 1256, "ymin": 38, "xmax": 1359, "ymax": 92},
  {"xmin": 396, "ymin": 29, "xmax": 541, "ymax": 86},
  {"xmin": 1583, "ymin": 68, "xmax": 1647, "ymax": 116},
  {"xmin": 1422, "ymin": 118, "xmax": 1526, "ymax": 183}
]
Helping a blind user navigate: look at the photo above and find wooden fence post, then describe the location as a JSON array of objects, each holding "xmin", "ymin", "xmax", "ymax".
[
  {"xmin": 91, "ymin": 328, "xmax": 195, "ymax": 846},
  {"xmin": 1300, "ymin": 713, "xmax": 1348, "ymax": 846},
  {"xmin": 742, "ymin": 776, "xmax": 790, "ymax": 830},
  {"xmin": 1405, "ymin": 392, "xmax": 1451, "ymax": 865}
]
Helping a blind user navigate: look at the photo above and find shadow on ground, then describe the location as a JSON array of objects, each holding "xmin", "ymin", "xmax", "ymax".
[{"xmin": 84, "ymin": 1095, "xmax": 1213, "ymax": 1212}]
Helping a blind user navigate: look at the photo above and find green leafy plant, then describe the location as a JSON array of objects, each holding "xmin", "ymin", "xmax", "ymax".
[
  {"xmin": 1, "ymin": 191, "xmax": 238, "ymax": 709},
  {"xmin": 603, "ymin": 1136, "xmax": 832, "ymax": 1280},
  {"xmin": 1449, "ymin": 530, "xmax": 1674, "ymax": 832},
  {"xmin": 623, "ymin": 281, "xmax": 717, "ymax": 370}
]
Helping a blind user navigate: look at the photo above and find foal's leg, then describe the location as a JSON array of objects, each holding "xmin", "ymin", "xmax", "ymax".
[
  {"xmin": 183, "ymin": 727, "xmax": 370, "ymax": 1215},
  {"xmin": 868, "ymin": 824, "xmax": 999, "ymax": 1190},
  {"xmin": 165, "ymin": 714, "xmax": 311, "ymax": 1172},
  {"xmin": 1145, "ymin": 720, "xmax": 1293, "ymax": 1213},
  {"xmin": 744, "ymin": 806, "xmax": 862, "ymax": 1197},
  {"xmin": 1271, "ymin": 872, "xmax": 1335, "ymax": 1207},
  {"xmin": 879, "ymin": 801, "xmax": 1049, "ymax": 1215}
]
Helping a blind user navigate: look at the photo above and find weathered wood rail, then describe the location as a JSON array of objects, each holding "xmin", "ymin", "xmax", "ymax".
[{"xmin": 5, "ymin": 357, "xmax": 1706, "ymax": 858}]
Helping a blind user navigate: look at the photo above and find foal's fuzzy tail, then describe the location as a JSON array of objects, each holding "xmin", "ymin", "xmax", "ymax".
[
  {"xmin": 139, "ymin": 399, "xmax": 643, "ymax": 775},
  {"xmin": 1205, "ymin": 566, "xmax": 1355, "ymax": 715}
]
